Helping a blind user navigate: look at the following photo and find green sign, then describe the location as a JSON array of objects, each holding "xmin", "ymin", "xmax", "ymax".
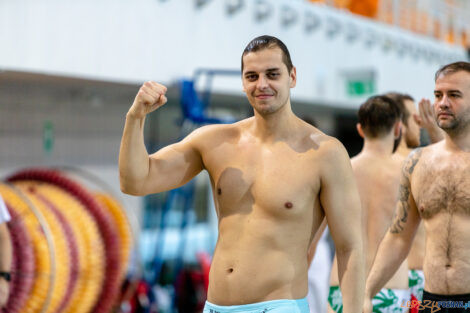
[
  {"xmin": 43, "ymin": 121, "xmax": 54, "ymax": 156},
  {"xmin": 347, "ymin": 80, "xmax": 375, "ymax": 96}
]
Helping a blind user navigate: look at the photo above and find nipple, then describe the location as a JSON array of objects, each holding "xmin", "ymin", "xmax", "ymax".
[{"xmin": 285, "ymin": 202, "xmax": 293, "ymax": 209}]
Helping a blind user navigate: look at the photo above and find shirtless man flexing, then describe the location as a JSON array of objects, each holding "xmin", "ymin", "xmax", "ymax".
[
  {"xmin": 119, "ymin": 35, "xmax": 365, "ymax": 313},
  {"xmin": 364, "ymin": 62, "xmax": 470, "ymax": 313},
  {"xmin": 328, "ymin": 95, "xmax": 409, "ymax": 313}
]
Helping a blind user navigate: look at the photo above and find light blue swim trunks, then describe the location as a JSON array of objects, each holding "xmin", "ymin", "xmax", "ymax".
[{"xmin": 203, "ymin": 298, "xmax": 309, "ymax": 313}]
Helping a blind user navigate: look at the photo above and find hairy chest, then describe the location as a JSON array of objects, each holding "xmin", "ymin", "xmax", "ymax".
[{"xmin": 413, "ymin": 159, "xmax": 470, "ymax": 219}]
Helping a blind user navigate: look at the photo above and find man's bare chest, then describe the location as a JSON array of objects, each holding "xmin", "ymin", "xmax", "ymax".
[
  {"xmin": 414, "ymin": 159, "xmax": 470, "ymax": 219},
  {"xmin": 202, "ymin": 144, "xmax": 320, "ymax": 217}
]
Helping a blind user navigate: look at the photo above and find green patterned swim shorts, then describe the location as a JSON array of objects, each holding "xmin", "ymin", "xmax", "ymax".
[
  {"xmin": 408, "ymin": 269, "xmax": 425, "ymax": 301},
  {"xmin": 328, "ymin": 285, "xmax": 410, "ymax": 313}
]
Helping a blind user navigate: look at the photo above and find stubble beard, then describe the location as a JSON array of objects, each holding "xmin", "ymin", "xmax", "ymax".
[
  {"xmin": 255, "ymin": 103, "xmax": 281, "ymax": 115},
  {"xmin": 253, "ymin": 94, "xmax": 288, "ymax": 116},
  {"xmin": 438, "ymin": 113, "xmax": 470, "ymax": 137}
]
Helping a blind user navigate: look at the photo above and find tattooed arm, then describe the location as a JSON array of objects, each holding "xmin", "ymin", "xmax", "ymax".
[{"xmin": 363, "ymin": 149, "xmax": 423, "ymax": 313}]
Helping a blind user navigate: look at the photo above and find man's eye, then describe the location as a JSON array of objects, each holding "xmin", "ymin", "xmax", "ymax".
[
  {"xmin": 268, "ymin": 73, "xmax": 279, "ymax": 78},
  {"xmin": 246, "ymin": 75, "xmax": 257, "ymax": 80}
]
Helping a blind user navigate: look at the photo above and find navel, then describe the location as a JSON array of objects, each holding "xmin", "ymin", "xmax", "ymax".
[
  {"xmin": 285, "ymin": 202, "xmax": 293, "ymax": 209},
  {"xmin": 227, "ymin": 268, "xmax": 233, "ymax": 274},
  {"xmin": 217, "ymin": 188, "xmax": 222, "ymax": 195}
]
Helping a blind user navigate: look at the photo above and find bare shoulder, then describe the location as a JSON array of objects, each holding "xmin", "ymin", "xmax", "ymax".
[
  {"xmin": 410, "ymin": 140, "xmax": 444, "ymax": 158},
  {"xmin": 425, "ymin": 140, "xmax": 446, "ymax": 155},
  {"xmin": 186, "ymin": 119, "xmax": 247, "ymax": 146},
  {"xmin": 392, "ymin": 155, "xmax": 406, "ymax": 173},
  {"xmin": 188, "ymin": 121, "xmax": 237, "ymax": 137},
  {"xmin": 351, "ymin": 153, "xmax": 374, "ymax": 173},
  {"xmin": 312, "ymin": 132, "xmax": 349, "ymax": 161},
  {"xmin": 353, "ymin": 152, "xmax": 401, "ymax": 181},
  {"xmin": 404, "ymin": 141, "xmax": 448, "ymax": 176},
  {"xmin": 297, "ymin": 122, "xmax": 345, "ymax": 155},
  {"xmin": 401, "ymin": 145, "xmax": 431, "ymax": 178},
  {"xmin": 307, "ymin": 132, "xmax": 351, "ymax": 175}
]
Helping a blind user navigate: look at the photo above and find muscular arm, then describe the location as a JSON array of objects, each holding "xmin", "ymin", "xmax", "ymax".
[
  {"xmin": 321, "ymin": 140, "xmax": 365, "ymax": 313},
  {"xmin": 365, "ymin": 149, "xmax": 423, "ymax": 301},
  {"xmin": 119, "ymin": 82, "xmax": 204, "ymax": 196},
  {"xmin": 119, "ymin": 115, "xmax": 204, "ymax": 195}
]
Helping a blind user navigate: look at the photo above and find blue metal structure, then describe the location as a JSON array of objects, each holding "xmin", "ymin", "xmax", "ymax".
[{"xmin": 180, "ymin": 69, "xmax": 240, "ymax": 124}]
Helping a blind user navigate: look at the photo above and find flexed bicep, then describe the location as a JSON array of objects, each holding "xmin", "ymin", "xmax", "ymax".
[
  {"xmin": 139, "ymin": 126, "xmax": 208, "ymax": 194},
  {"xmin": 146, "ymin": 137, "xmax": 204, "ymax": 194}
]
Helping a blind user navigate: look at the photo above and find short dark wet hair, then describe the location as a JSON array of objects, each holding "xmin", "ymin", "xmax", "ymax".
[
  {"xmin": 385, "ymin": 92, "xmax": 414, "ymax": 127},
  {"xmin": 358, "ymin": 95, "xmax": 402, "ymax": 138},
  {"xmin": 241, "ymin": 35, "xmax": 293, "ymax": 73},
  {"xmin": 435, "ymin": 61, "xmax": 470, "ymax": 81}
]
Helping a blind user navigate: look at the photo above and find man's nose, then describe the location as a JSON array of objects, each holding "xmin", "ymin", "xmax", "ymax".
[
  {"xmin": 438, "ymin": 95, "xmax": 450, "ymax": 108},
  {"xmin": 256, "ymin": 75, "xmax": 268, "ymax": 89}
]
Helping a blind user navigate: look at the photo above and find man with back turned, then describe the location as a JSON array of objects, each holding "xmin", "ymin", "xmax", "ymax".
[{"xmin": 328, "ymin": 95, "xmax": 409, "ymax": 313}]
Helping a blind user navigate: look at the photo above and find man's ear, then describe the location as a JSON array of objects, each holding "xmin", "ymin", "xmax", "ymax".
[
  {"xmin": 393, "ymin": 121, "xmax": 402, "ymax": 139},
  {"xmin": 356, "ymin": 123, "xmax": 365, "ymax": 138},
  {"xmin": 289, "ymin": 66, "xmax": 297, "ymax": 88}
]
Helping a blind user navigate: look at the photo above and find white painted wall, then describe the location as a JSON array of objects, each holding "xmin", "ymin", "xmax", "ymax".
[{"xmin": 1, "ymin": 0, "xmax": 467, "ymax": 109}]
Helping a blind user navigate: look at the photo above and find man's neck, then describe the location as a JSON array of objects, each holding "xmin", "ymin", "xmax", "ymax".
[
  {"xmin": 251, "ymin": 102, "xmax": 298, "ymax": 143},
  {"xmin": 362, "ymin": 136, "xmax": 394, "ymax": 157},
  {"xmin": 444, "ymin": 128, "xmax": 470, "ymax": 152}
]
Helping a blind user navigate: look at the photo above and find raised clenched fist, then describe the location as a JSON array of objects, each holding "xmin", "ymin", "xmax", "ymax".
[{"xmin": 128, "ymin": 81, "xmax": 168, "ymax": 119}]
